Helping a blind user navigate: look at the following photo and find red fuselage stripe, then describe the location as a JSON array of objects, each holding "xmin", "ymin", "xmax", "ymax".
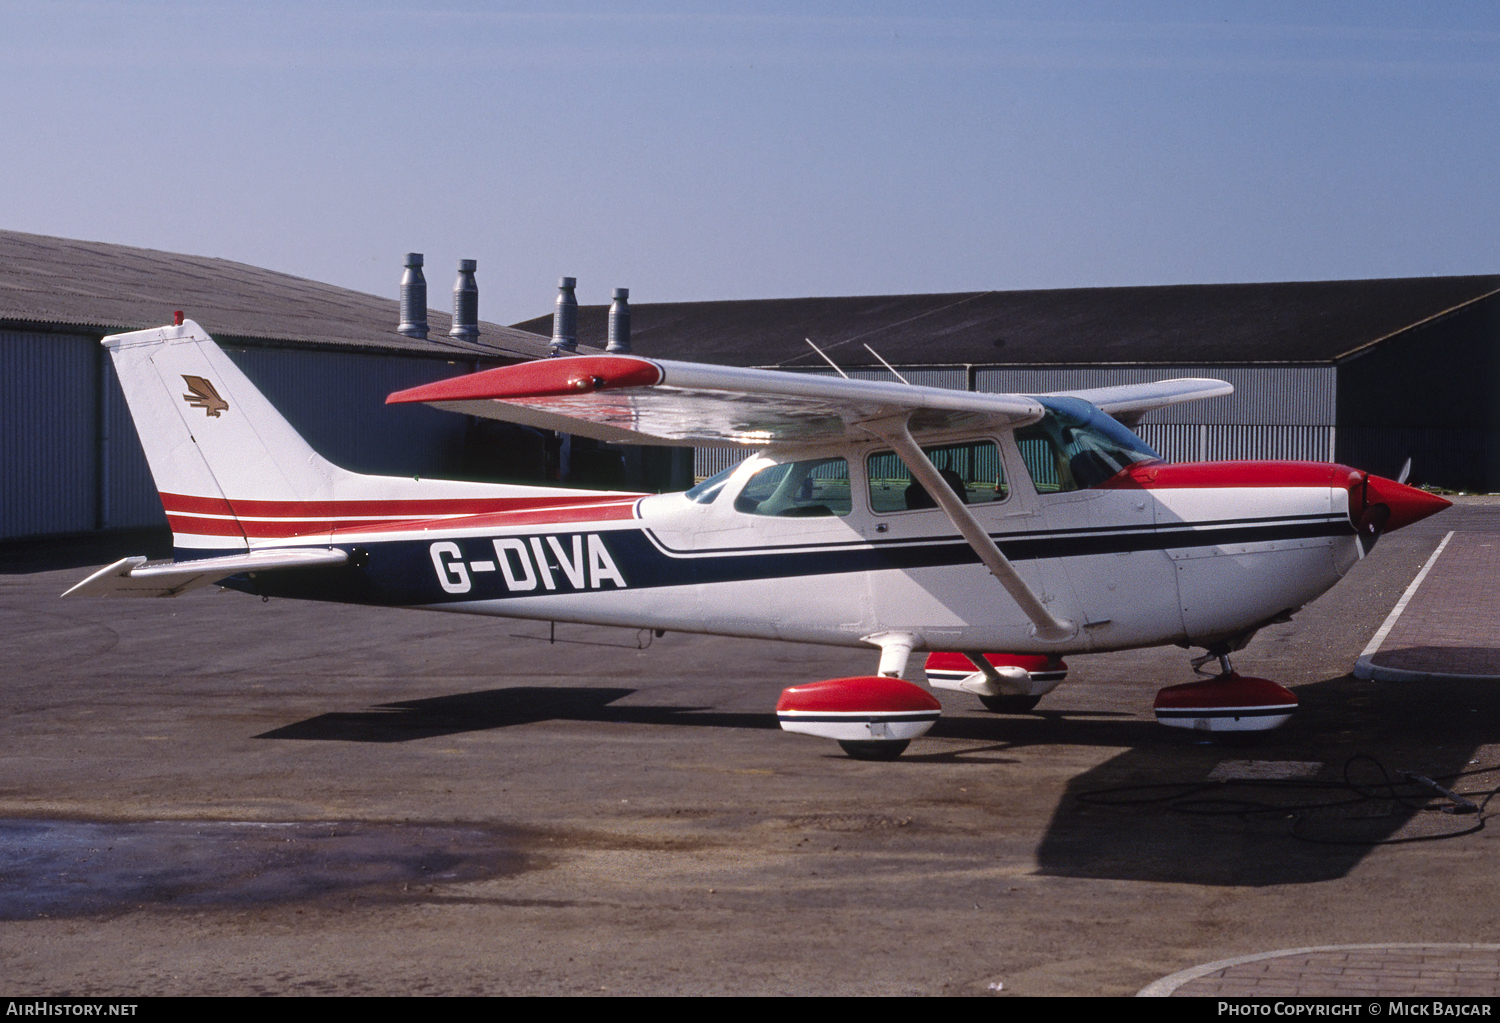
[
  {"xmin": 166, "ymin": 500, "xmax": 641, "ymax": 538},
  {"xmin": 159, "ymin": 490, "xmax": 643, "ymax": 518},
  {"xmin": 1097, "ymin": 461, "xmax": 1360, "ymax": 490}
]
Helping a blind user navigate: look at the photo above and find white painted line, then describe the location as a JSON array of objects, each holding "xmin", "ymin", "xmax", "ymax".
[
  {"xmin": 1137, "ymin": 943, "xmax": 1500, "ymax": 997},
  {"xmin": 1357, "ymin": 530, "xmax": 1454, "ymax": 661}
]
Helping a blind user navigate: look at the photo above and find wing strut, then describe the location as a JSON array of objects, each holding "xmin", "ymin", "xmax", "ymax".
[{"xmin": 867, "ymin": 416, "xmax": 1077, "ymax": 643}]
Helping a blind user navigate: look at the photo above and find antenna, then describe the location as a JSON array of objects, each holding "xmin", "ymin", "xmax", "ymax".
[
  {"xmin": 805, "ymin": 338, "xmax": 848, "ymax": 378},
  {"xmin": 863, "ymin": 344, "xmax": 912, "ymax": 385}
]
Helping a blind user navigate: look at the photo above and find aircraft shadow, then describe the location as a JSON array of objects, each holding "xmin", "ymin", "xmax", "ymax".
[
  {"xmin": 1034, "ymin": 673, "xmax": 1500, "ymax": 887},
  {"xmin": 259, "ymin": 684, "xmax": 1149, "ymax": 747},
  {"xmin": 257, "ymin": 675, "xmax": 1500, "ymax": 887},
  {"xmin": 255, "ymin": 686, "xmax": 779, "ymax": 742}
]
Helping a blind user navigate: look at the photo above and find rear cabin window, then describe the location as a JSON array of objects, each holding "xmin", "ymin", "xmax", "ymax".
[
  {"xmin": 733, "ymin": 457, "xmax": 852, "ymax": 517},
  {"xmin": 866, "ymin": 440, "xmax": 1007, "ymax": 514},
  {"xmin": 1015, "ymin": 398, "xmax": 1160, "ymax": 494}
]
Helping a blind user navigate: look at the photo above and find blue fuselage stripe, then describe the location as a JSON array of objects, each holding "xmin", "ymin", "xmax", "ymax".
[{"xmin": 198, "ymin": 513, "xmax": 1353, "ymax": 607}]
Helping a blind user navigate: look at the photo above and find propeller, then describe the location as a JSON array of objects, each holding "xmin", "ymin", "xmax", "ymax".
[{"xmin": 1356, "ymin": 497, "xmax": 1391, "ymax": 553}]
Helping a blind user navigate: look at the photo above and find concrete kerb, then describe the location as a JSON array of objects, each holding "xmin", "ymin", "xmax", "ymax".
[{"xmin": 1138, "ymin": 944, "xmax": 1500, "ymax": 997}]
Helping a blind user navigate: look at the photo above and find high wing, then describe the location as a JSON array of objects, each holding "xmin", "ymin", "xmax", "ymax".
[
  {"xmin": 63, "ymin": 548, "xmax": 348, "ymax": 598},
  {"xmin": 387, "ymin": 356, "xmax": 1047, "ymax": 446},
  {"xmin": 1042, "ymin": 378, "xmax": 1234, "ymax": 428}
]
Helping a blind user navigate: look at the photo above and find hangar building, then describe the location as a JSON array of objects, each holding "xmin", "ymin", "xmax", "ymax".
[
  {"xmin": 0, "ymin": 230, "xmax": 604, "ymax": 544},
  {"xmin": 7, "ymin": 226, "xmax": 1496, "ymax": 545},
  {"xmin": 513, "ymin": 276, "xmax": 1500, "ymax": 491}
]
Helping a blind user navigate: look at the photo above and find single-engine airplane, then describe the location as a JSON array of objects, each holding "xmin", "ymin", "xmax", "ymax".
[{"xmin": 66, "ymin": 320, "xmax": 1449, "ymax": 758}]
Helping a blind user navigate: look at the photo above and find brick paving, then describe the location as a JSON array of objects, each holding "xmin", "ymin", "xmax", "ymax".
[
  {"xmin": 1358, "ymin": 532, "xmax": 1500, "ymax": 681},
  {"xmin": 1143, "ymin": 945, "xmax": 1500, "ymax": 997},
  {"xmin": 1153, "ymin": 529, "xmax": 1500, "ymax": 997},
  {"xmin": 1154, "ymin": 523, "xmax": 1500, "ymax": 997}
]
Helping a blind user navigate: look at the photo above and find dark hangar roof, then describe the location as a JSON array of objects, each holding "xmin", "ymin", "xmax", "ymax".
[
  {"xmin": 513, "ymin": 276, "xmax": 1500, "ymax": 368},
  {"xmin": 0, "ymin": 228, "xmax": 553, "ymax": 359}
]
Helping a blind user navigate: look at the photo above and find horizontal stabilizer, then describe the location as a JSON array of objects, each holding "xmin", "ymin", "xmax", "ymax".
[{"xmin": 62, "ymin": 548, "xmax": 349, "ymax": 599}]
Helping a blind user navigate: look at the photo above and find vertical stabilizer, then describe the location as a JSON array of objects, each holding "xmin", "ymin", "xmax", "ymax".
[
  {"xmin": 106, "ymin": 321, "xmax": 344, "ymax": 527},
  {"xmin": 104, "ymin": 320, "xmax": 624, "ymax": 558}
]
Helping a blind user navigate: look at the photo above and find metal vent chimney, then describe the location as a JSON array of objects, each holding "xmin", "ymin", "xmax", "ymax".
[
  {"xmin": 450, "ymin": 259, "xmax": 478, "ymax": 341},
  {"xmin": 398, "ymin": 253, "xmax": 428, "ymax": 339},
  {"xmin": 551, "ymin": 276, "xmax": 578, "ymax": 354},
  {"xmin": 606, "ymin": 287, "xmax": 631, "ymax": 354}
]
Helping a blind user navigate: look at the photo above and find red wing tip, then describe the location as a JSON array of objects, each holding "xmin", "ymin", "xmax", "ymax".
[{"xmin": 388, "ymin": 356, "xmax": 663, "ymax": 405}]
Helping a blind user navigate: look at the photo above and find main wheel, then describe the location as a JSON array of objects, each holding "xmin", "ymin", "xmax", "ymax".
[
  {"xmin": 837, "ymin": 740, "xmax": 910, "ymax": 760},
  {"xmin": 978, "ymin": 694, "xmax": 1042, "ymax": 714}
]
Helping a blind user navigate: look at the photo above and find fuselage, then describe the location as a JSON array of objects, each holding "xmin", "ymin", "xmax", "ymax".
[{"xmin": 215, "ymin": 433, "xmax": 1386, "ymax": 658}]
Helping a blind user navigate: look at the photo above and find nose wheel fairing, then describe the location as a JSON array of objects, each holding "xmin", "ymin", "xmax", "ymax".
[{"xmin": 1154, "ymin": 670, "xmax": 1298, "ymax": 734}]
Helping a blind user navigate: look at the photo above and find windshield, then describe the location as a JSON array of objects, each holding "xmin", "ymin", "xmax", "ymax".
[
  {"xmin": 1014, "ymin": 397, "xmax": 1160, "ymax": 493},
  {"xmin": 684, "ymin": 461, "xmax": 744, "ymax": 504}
]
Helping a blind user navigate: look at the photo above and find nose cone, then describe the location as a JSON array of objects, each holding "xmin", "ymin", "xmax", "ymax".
[{"xmin": 1361, "ymin": 474, "xmax": 1451, "ymax": 533}]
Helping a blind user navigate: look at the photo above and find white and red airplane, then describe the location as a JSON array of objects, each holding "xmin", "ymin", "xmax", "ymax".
[{"xmin": 66, "ymin": 319, "xmax": 1449, "ymax": 758}]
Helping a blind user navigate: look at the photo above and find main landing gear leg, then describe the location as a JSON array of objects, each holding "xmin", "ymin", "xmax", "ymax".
[
  {"xmin": 839, "ymin": 632, "xmax": 921, "ymax": 759},
  {"xmin": 1153, "ymin": 648, "xmax": 1298, "ymax": 737}
]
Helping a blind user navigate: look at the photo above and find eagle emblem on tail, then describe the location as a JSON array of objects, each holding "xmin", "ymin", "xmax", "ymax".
[{"xmin": 182, "ymin": 375, "xmax": 229, "ymax": 417}]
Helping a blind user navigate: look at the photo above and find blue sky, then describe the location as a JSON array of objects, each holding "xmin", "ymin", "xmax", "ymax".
[{"xmin": 2, "ymin": 1, "xmax": 1497, "ymax": 323}]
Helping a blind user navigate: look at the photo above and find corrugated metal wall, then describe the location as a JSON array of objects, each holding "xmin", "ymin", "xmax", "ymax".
[
  {"xmin": 977, "ymin": 365, "xmax": 1336, "ymax": 465},
  {"xmin": 223, "ymin": 346, "xmax": 475, "ymax": 478},
  {"xmin": 1, "ymin": 331, "xmax": 484, "ymax": 541},
  {"xmin": 974, "ymin": 366, "xmax": 1335, "ymax": 425},
  {"xmin": 1, "ymin": 330, "xmax": 99, "ymax": 537},
  {"xmin": 99, "ymin": 354, "xmax": 167, "ymax": 530},
  {"xmin": 693, "ymin": 364, "xmax": 1337, "ymax": 478},
  {"xmin": 0, "ymin": 330, "xmax": 161, "ymax": 538}
]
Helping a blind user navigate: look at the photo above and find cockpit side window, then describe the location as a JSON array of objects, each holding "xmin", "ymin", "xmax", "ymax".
[
  {"xmin": 866, "ymin": 440, "xmax": 1007, "ymax": 513},
  {"xmin": 1015, "ymin": 397, "xmax": 1161, "ymax": 494},
  {"xmin": 733, "ymin": 457, "xmax": 852, "ymax": 517}
]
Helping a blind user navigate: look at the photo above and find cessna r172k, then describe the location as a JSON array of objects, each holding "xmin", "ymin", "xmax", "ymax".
[{"xmin": 67, "ymin": 320, "xmax": 1449, "ymax": 759}]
